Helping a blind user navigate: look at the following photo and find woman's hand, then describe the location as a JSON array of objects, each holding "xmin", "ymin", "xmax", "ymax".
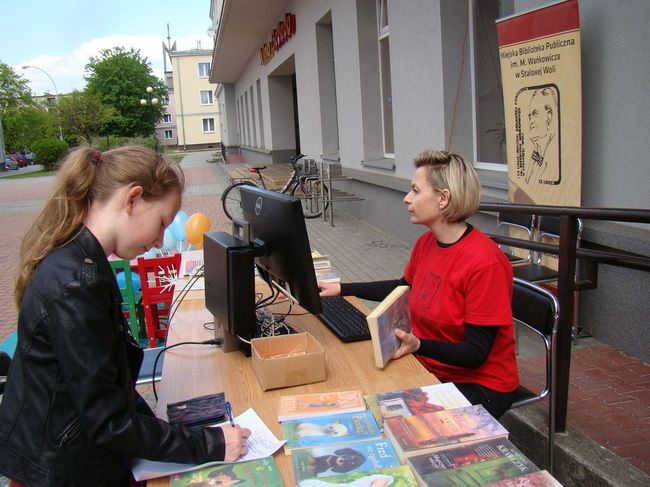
[
  {"xmin": 318, "ymin": 281, "xmax": 341, "ymax": 297},
  {"xmin": 221, "ymin": 425, "xmax": 251, "ymax": 463},
  {"xmin": 391, "ymin": 328, "xmax": 421, "ymax": 360}
]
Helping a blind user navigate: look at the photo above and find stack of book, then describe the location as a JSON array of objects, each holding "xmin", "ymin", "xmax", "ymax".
[
  {"xmin": 311, "ymin": 250, "xmax": 341, "ymax": 283},
  {"xmin": 280, "ymin": 386, "xmax": 563, "ymax": 487}
]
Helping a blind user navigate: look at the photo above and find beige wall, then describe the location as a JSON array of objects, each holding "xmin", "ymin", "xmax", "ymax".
[{"xmin": 171, "ymin": 51, "xmax": 221, "ymax": 148}]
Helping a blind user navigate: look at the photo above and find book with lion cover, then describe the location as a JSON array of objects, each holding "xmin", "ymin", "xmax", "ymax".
[
  {"xmin": 278, "ymin": 390, "xmax": 365, "ymax": 422},
  {"xmin": 366, "ymin": 285, "xmax": 411, "ymax": 368},
  {"xmin": 282, "ymin": 410, "xmax": 382, "ymax": 455},
  {"xmin": 384, "ymin": 405, "xmax": 509, "ymax": 463}
]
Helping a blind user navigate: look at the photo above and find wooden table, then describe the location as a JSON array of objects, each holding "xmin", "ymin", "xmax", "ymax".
[{"xmin": 147, "ymin": 290, "xmax": 436, "ymax": 485}]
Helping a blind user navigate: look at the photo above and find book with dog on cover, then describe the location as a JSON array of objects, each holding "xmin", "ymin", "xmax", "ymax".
[
  {"xmin": 366, "ymin": 285, "xmax": 411, "ymax": 368},
  {"xmin": 278, "ymin": 390, "xmax": 365, "ymax": 422},
  {"xmin": 283, "ymin": 410, "xmax": 382, "ymax": 455},
  {"xmin": 384, "ymin": 405, "xmax": 509, "ymax": 463},
  {"xmin": 293, "ymin": 465, "xmax": 419, "ymax": 487}
]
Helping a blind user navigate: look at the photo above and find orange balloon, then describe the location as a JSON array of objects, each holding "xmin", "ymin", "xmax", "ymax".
[{"xmin": 185, "ymin": 212, "xmax": 211, "ymax": 244}]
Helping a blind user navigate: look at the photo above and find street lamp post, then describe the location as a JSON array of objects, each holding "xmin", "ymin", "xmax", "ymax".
[
  {"xmin": 140, "ymin": 86, "xmax": 160, "ymax": 152},
  {"xmin": 22, "ymin": 65, "xmax": 64, "ymax": 140}
]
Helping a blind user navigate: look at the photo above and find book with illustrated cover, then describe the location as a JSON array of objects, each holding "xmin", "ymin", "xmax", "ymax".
[
  {"xmin": 484, "ymin": 470, "xmax": 562, "ymax": 487},
  {"xmin": 291, "ymin": 439, "xmax": 401, "ymax": 484},
  {"xmin": 278, "ymin": 390, "xmax": 365, "ymax": 421},
  {"xmin": 407, "ymin": 438, "xmax": 539, "ymax": 487},
  {"xmin": 384, "ymin": 405, "xmax": 509, "ymax": 462},
  {"xmin": 294, "ymin": 465, "xmax": 419, "ymax": 487},
  {"xmin": 365, "ymin": 383, "xmax": 472, "ymax": 428},
  {"xmin": 283, "ymin": 410, "xmax": 382, "ymax": 455},
  {"xmin": 311, "ymin": 250, "xmax": 332, "ymax": 270},
  {"xmin": 366, "ymin": 285, "xmax": 411, "ymax": 368},
  {"xmin": 169, "ymin": 457, "xmax": 282, "ymax": 486}
]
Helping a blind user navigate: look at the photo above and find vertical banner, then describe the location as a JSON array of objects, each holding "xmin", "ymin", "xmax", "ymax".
[{"xmin": 497, "ymin": 0, "xmax": 581, "ymax": 206}]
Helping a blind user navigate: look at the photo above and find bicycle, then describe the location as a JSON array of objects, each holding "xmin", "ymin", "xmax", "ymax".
[{"xmin": 221, "ymin": 154, "xmax": 329, "ymax": 221}]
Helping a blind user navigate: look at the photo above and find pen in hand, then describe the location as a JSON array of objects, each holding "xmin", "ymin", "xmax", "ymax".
[{"xmin": 225, "ymin": 401, "xmax": 235, "ymax": 427}]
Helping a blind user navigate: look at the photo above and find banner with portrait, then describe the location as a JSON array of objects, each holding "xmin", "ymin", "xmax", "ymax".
[{"xmin": 497, "ymin": 0, "xmax": 581, "ymax": 206}]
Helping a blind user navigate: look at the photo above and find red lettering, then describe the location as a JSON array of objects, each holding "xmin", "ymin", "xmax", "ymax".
[{"xmin": 259, "ymin": 12, "xmax": 297, "ymax": 65}]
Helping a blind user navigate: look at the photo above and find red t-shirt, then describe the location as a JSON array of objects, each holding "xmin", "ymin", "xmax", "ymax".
[{"xmin": 404, "ymin": 228, "xmax": 518, "ymax": 392}]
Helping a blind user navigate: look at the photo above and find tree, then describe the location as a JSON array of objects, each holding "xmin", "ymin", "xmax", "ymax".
[
  {"xmin": 2, "ymin": 105, "xmax": 58, "ymax": 151},
  {"xmin": 57, "ymin": 90, "xmax": 116, "ymax": 144},
  {"xmin": 84, "ymin": 47, "xmax": 167, "ymax": 138},
  {"xmin": 0, "ymin": 61, "xmax": 33, "ymax": 116},
  {"xmin": 32, "ymin": 138, "xmax": 69, "ymax": 170}
]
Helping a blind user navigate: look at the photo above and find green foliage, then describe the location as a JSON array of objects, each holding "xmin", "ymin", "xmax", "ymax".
[
  {"xmin": 57, "ymin": 90, "xmax": 116, "ymax": 144},
  {"xmin": 84, "ymin": 47, "xmax": 167, "ymax": 138},
  {"xmin": 0, "ymin": 61, "xmax": 34, "ymax": 116},
  {"xmin": 2, "ymin": 105, "xmax": 58, "ymax": 151},
  {"xmin": 32, "ymin": 138, "xmax": 69, "ymax": 170},
  {"xmin": 95, "ymin": 135, "xmax": 158, "ymax": 152}
]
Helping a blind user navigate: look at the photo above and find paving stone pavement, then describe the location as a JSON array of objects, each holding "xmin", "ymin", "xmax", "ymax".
[{"xmin": 1, "ymin": 151, "xmax": 649, "ymax": 485}]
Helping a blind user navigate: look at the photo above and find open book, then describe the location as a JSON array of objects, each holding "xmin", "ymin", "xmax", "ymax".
[{"xmin": 366, "ymin": 285, "xmax": 411, "ymax": 368}]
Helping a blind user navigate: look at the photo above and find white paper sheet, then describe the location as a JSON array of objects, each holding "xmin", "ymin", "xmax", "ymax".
[{"xmin": 131, "ymin": 408, "xmax": 285, "ymax": 481}]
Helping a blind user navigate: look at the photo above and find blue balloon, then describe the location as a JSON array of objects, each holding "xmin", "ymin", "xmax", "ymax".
[
  {"xmin": 142, "ymin": 247, "xmax": 159, "ymax": 259},
  {"xmin": 131, "ymin": 272, "xmax": 141, "ymax": 293},
  {"xmin": 115, "ymin": 271, "xmax": 126, "ymax": 289},
  {"xmin": 161, "ymin": 228, "xmax": 178, "ymax": 253},
  {"xmin": 170, "ymin": 211, "xmax": 188, "ymax": 241}
]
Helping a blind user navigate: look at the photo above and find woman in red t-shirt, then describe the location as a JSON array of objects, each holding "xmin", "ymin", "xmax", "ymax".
[{"xmin": 319, "ymin": 150, "xmax": 518, "ymax": 418}]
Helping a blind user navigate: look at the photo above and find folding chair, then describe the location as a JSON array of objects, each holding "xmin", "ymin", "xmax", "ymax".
[
  {"xmin": 510, "ymin": 277, "xmax": 560, "ymax": 474},
  {"xmin": 110, "ymin": 259, "xmax": 142, "ymax": 343},
  {"xmin": 497, "ymin": 211, "xmax": 536, "ymax": 264},
  {"xmin": 137, "ymin": 254, "xmax": 182, "ymax": 349}
]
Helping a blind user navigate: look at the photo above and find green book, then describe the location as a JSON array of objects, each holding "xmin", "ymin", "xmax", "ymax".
[
  {"xmin": 169, "ymin": 457, "xmax": 282, "ymax": 487},
  {"xmin": 295, "ymin": 465, "xmax": 419, "ymax": 487}
]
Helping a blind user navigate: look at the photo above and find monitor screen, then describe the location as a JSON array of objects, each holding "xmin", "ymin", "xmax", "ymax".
[{"xmin": 240, "ymin": 185, "xmax": 322, "ymax": 316}]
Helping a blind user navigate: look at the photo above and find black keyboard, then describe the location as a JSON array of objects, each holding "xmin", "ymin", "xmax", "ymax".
[{"xmin": 318, "ymin": 296, "xmax": 371, "ymax": 342}]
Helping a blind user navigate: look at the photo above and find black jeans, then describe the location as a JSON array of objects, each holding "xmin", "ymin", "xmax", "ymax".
[{"xmin": 453, "ymin": 382, "xmax": 517, "ymax": 419}]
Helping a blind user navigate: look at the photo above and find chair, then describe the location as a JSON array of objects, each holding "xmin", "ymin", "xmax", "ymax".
[
  {"xmin": 510, "ymin": 277, "xmax": 559, "ymax": 474},
  {"xmin": 110, "ymin": 259, "xmax": 143, "ymax": 343},
  {"xmin": 137, "ymin": 254, "xmax": 182, "ymax": 349},
  {"xmin": 497, "ymin": 211, "xmax": 536, "ymax": 264}
]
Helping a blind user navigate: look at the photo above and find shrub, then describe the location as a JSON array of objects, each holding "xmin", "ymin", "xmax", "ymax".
[{"xmin": 32, "ymin": 138, "xmax": 69, "ymax": 170}]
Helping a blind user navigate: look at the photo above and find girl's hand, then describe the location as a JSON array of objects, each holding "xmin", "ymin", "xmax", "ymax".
[
  {"xmin": 221, "ymin": 425, "xmax": 251, "ymax": 463},
  {"xmin": 318, "ymin": 281, "xmax": 341, "ymax": 297},
  {"xmin": 391, "ymin": 328, "xmax": 421, "ymax": 360}
]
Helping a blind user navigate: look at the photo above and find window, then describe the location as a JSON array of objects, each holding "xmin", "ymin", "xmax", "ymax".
[
  {"xmin": 198, "ymin": 62, "xmax": 211, "ymax": 78},
  {"xmin": 470, "ymin": 0, "xmax": 513, "ymax": 169},
  {"xmin": 378, "ymin": 0, "xmax": 394, "ymax": 156},
  {"xmin": 163, "ymin": 114, "xmax": 172, "ymax": 123},
  {"xmin": 200, "ymin": 90, "xmax": 214, "ymax": 105},
  {"xmin": 164, "ymin": 130, "xmax": 173, "ymax": 139},
  {"xmin": 162, "ymin": 97, "xmax": 169, "ymax": 106},
  {"xmin": 202, "ymin": 118, "xmax": 215, "ymax": 133}
]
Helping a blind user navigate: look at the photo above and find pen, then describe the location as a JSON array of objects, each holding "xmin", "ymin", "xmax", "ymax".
[{"xmin": 225, "ymin": 401, "xmax": 235, "ymax": 427}]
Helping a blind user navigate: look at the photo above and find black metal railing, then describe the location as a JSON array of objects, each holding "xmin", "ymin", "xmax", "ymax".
[{"xmin": 479, "ymin": 203, "xmax": 650, "ymax": 432}]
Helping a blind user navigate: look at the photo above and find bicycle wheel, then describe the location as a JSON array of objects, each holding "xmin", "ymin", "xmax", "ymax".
[
  {"xmin": 291, "ymin": 179, "xmax": 329, "ymax": 218},
  {"xmin": 221, "ymin": 181, "xmax": 258, "ymax": 221}
]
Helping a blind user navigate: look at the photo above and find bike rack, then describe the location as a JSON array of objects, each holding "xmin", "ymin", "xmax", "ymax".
[{"xmin": 316, "ymin": 160, "xmax": 363, "ymax": 226}]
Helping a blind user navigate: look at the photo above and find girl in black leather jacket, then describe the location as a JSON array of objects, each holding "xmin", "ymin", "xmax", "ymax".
[{"xmin": 0, "ymin": 147, "xmax": 250, "ymax": 487}]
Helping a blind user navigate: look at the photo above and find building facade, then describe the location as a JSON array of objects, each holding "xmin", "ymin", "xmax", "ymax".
[
  {"xmin": 168, "ymin": 47, "xmax": 221, "ymax": 150},
  {"xmin": 155, "ymin": 70, "xmax": 178, "ymax": 148},
  {"xmin": 210, "ymin": 0, "xmax": 650, "ymax": 362}
]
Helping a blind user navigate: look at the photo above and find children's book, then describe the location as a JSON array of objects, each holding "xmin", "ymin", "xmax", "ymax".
[
  {"xmin": 278, "ymin": 390, "xmax": 366, "ymax": 421},
  {"xmin": 294, "ymin": 465, "xmax": 419, "ymax": 487},
  {"xmin": 484, "ymin": 470, "xmax": 563, "ymax": 487},
  {"xmin": 366, "ymin": 285, "xmax": 411, "ymax": 368},
  {"xmin": 407, "ymin": 438, "xmax": 539, "ymax": 487},
  {"xmin": 291, "ymin": 439, "xmax": 401, "ymax": 485},
  {"xmin": 283, "ymin": 410, "xmax": 383, "ymax": 455},
  {"xmin": 169, "ymin": 457, "xmax": 282, "ymax": 487},
  {"xmin": 365, "ymin": 383, "xmax": 472, "ymax": 428},
  {"xmin": 384, "ymin": 405, "xmax": 509, "ymax": 462}
]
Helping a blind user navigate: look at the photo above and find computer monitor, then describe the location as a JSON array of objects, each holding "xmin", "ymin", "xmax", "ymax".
[
  {"xmin": 203, "ymin": 185, "xmax": 322, "ymax": 355},
  {"xmin": 240, "ymin": 185, "xmax": 322, "ymax": 316}
]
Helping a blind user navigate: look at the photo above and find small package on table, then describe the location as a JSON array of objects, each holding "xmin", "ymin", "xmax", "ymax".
[{"xmin": 251, "ymin": 332, "xmax": 326, "ymax": 390}]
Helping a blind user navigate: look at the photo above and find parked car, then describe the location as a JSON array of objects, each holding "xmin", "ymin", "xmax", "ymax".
[
  {"xmin": 12, "ymin": 153, "xmax": 27, "ymax": 167},
  {"xmin": 4, "ymin": 156, "xmax": 18, "ymax": 170}
]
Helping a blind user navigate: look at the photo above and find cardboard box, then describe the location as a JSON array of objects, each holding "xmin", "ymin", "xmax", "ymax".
[{"xmin": 251, "ymin": 332, "xmax": 326, "ymax": 390}]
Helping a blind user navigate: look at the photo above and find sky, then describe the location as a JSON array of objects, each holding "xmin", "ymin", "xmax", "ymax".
[{"xmin": 0, "ymin": 0, "xmax": 215, "ymax": 95}]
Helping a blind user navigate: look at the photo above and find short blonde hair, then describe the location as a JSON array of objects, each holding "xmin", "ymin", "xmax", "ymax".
[{"xmin": 413, "ymin": 149, "xmax": 480, "ymax": 223}]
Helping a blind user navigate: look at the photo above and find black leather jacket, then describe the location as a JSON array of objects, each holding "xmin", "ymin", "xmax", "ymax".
[{"xmin": 0, "ymin": 227, "xmax": 225, "ymax": 487}]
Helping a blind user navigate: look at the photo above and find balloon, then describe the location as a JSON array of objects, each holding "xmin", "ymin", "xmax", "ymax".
[
  {"xmin": 161, "ymin": 227, "xmax": 178, "ymax": 253},
  {"xmin": 115, "ymin": 271, "xmax": 126, "ymax": 289},
  {"xmin": 170, "ymin": 210, "xmax": 188, "ymax": 241},
  {"xmin": 185, "ymin": 212, "xmax": 211, "ymax": 244},
  {"xmin": 131, "ymin": 272, "xmax": 141, "ymax": 293},
  {"xmin": 142, "ymin": 247, "xmax": 159, "ymax": 259}
]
